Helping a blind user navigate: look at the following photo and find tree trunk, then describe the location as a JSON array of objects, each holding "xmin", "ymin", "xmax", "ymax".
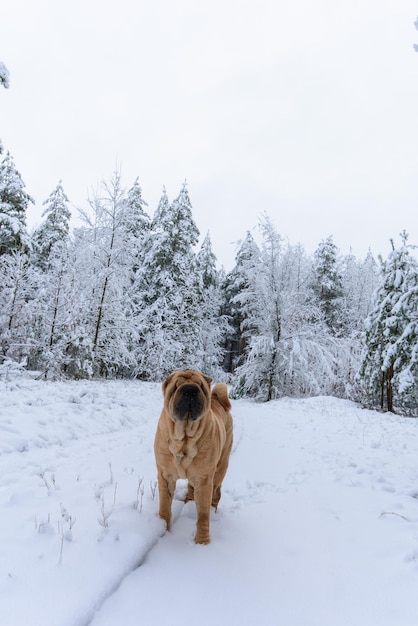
[
  {"xmin": 386, "ymin": 363, "xmax": 394, "ymax": 412},
  {"xmin": 382, "ymin": 363, "xmax": 394, "ymax": 413}
]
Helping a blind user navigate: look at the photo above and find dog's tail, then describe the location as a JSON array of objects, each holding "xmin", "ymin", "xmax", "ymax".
[{"xmin": 211, "ymin": 382, "xmax": 231, "ymax": 411}]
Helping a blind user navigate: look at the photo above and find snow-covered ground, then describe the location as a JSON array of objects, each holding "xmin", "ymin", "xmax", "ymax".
[{"xmin": 1, "ymin": 374, "xmax": 418, "ymax": 626}]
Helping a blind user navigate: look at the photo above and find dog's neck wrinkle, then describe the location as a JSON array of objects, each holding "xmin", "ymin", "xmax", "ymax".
[
  {"xmin": 172, "ymin": 418, "xmax": 201, "ymax": 441},
  {"xmin": 168, "ymin": 419, "xmax": 204, "ymax": 473}
]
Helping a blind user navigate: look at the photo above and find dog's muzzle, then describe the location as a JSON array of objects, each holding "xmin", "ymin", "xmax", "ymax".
[{"xmin": 174, "ymin": 384, "xmax": 205, "ymax": 421}]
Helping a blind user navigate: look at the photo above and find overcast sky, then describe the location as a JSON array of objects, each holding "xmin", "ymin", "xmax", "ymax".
[{"xmin": 2, "ymin": 0, "xmax": 418, "ymax": 269}]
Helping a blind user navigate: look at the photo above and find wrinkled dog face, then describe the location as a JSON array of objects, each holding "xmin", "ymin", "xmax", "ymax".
[{"xmin": 163, "ymin": 370, "xmax": 212, "ymax": 421}]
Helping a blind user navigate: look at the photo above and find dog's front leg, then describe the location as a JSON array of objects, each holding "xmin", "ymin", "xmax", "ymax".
[
  {"xmin": 157, "ymin": 469, "xmax": 176, "ymax": 531},
  {"xmin": 193, "ymin": 475, "xmax": 213, "ymax": 544}
]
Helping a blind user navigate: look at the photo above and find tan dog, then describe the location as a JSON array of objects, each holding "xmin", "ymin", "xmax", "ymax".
[{"xmin": 154, "ymin": 369, "xmax": 233, "ymax": 544}]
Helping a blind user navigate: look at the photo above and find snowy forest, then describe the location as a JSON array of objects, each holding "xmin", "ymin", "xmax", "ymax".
[{"xmin": 0, "ymin": 141, "xmax": 417, "ymax": 416}]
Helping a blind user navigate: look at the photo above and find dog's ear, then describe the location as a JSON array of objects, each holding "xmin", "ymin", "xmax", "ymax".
[
  {"xmin": 162, "ymin": 372, "xmax": 175, "ymax": 395},
  {"xmin": 204, "ymin": 375, "xmax": 213, "ymax": 387}
]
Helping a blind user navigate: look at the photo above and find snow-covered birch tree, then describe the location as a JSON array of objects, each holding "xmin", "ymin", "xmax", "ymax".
[
  {"xmin": 74, "ymin": 171, "xmax": 138, "ymax": 376},
  {"xmin": 232, "ymin": 218, "xmax": 341, "ymax": 400},
  {"xmin": 0, "ymin": 251, "xmax": 37, "ymax": 365}
]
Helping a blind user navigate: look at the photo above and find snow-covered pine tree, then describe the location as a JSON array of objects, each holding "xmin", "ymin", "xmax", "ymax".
[
  {"xmin": 117, "ymin": 177, "xmax": 151, "ymax": 376},
  {"xmin": 358, "ymin": 232, "xmax": 418, "ymax": 414},
  {"xmin": 391, "ymin": 283, "xmax": 418, "ymax": 414},
  {"xmin": 33, "ymin": 181, "xmax": 71, "ymax": 270},
  {"xmin": 195, "ymin": 232, "xmax": 230, "ymax": 377},
  {"xmin": 0, "ymin": 151, "xmax": 33, "ymax": 255},
  {"xmin": 134, "ymin": 182, "xmax": 201, "ymax": 379},
  {"xmin": 124, "ymin": 177, "xmax": 150, "ymax": 239},
  {"xmin": 221, "ymin": 231, "xmax": 261, "ymax": 373},
  {"xmin": 310, "ymin": 236, "xmax": 344, "ymax": 335}
]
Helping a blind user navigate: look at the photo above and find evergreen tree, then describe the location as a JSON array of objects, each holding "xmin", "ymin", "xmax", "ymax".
[
  {"xmin": 33, "ymin": 181, "xmax": 71, "ymax": 270},
  {"xmin": 358, "ymin": 232, "xmax": 418, "ymax": 414},
  {"xmin": 135, "ymin": 182, "xmax": 201, "ymax": 379},
  {"xmin": 197, "ymin": 232, "xmax": 219, "ymax": 289},
  {"xmin": 118, "ymin": 177, "xmax": 151, "ymax": 375},
  {"xmin": 0, "ymin": 152, "xmax": 33, "ymax": 255},
  {"xmin": 195, "ymin": 232, "xmax": 229, "ymax": 377},
  {"xmin": 221, "ymin": 231, "xmax": 261, "ymax": 373},
  {"xmin": 124, "ymin": 177, "xmax": 150, "ymax": 238},
  {"xmin": 311, "ymin": 236, "xmax": 344, "ymax": 335}
]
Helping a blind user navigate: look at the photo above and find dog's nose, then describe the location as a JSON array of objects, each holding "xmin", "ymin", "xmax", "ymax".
[{"xmin": 182, "ymin": 385, "xmax": 197, "ymax": 399}]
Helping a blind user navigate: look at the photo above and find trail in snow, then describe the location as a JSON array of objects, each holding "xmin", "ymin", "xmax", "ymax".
[
  {"xmin": 1, "ymin": 377, "xmax": 418, "ymax": 626},
  {"xmin": 90, "ymin": 397, "xmax": 418, "ymax": 626}
]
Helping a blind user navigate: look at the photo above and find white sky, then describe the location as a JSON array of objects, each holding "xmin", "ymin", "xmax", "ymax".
[{"xmin": 1, "ymin": 0, "xmax": 418, "ymax": 269}]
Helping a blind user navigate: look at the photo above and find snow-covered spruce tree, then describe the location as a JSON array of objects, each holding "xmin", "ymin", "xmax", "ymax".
[
  {"xmin": 195, "ymin": 232, "xmax": 230, "ymax": 378},
  {"xmin": 134, "ymin": 182, "xmax": 201, "ymax": 380},
  {"xmin": 358, "ymin": 232, "xmax": 418, "ymax": 414},
  {"xmin": 0, "ymin": 151, "xmax": 33, "ymax": 255},
  {"xmin": 310, "ymin": 235, "xmax": 344, "ymax": 336},
  {"xmin": 221, "ymin": 231, "xmax": 261, "ymax": 373},
  {"xmin": 123, "ymin": 177, "xmax": 150, "ymax": 240},
  {"xmin": 0, "ymin": 250, "xmax": 38, "ymax": 364},
  {"xmin": 117, "ymin": 177, "xmax": 151, "ymax": 376},
  {"xmin": 32, "ymin": 181, "xmax": 71, "ymax": 270},
  {"xmin": 74, "ymin": 171, "xmax": 140, "ymax": 377}
]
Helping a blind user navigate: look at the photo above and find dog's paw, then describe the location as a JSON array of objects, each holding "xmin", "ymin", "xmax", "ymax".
[{"xmin": 194, "ymin": 533, "xmax": 210, "ymax": 545}]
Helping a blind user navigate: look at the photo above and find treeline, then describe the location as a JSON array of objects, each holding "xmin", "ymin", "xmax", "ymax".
[{"xmin": 0, "ymin": 148, "xmax": 417, "ymax": 415}]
